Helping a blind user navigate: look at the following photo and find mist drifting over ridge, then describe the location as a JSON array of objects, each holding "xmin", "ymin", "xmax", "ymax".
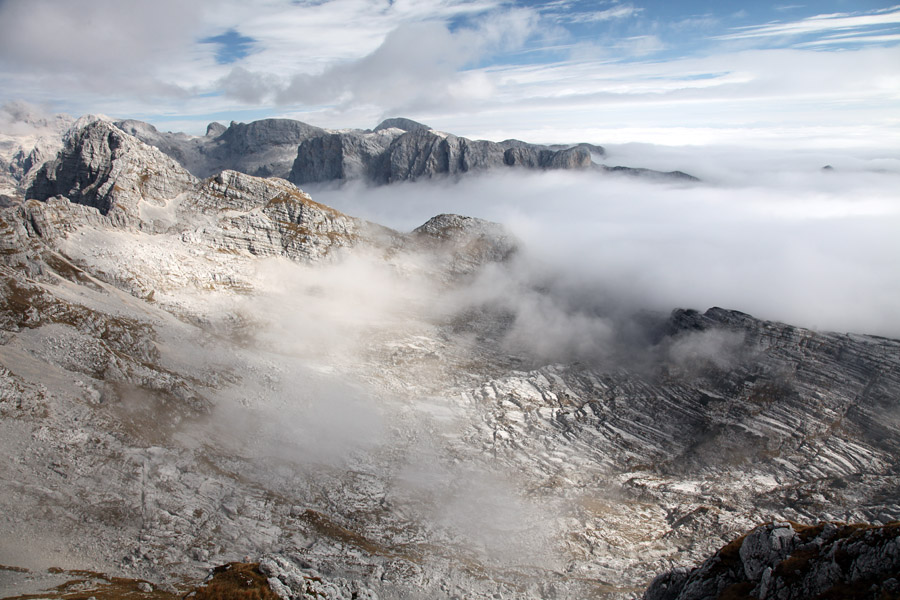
[
  {"xmin": 312, "ymin": 145, "xmax": 900, "ymax": 338},
  {"xmin": 2, "ymin": 0, "xmax": 900, "ymax": 595}
]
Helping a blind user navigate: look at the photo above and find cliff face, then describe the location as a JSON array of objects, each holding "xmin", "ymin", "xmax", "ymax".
[
  {"xmin": 6, "ymin": 115, "xmax": 697, "ymax": 201},
  {"xmin": 28, "ymin": 119, "xmax": 196, "ymax": 223},
  {"xmin": 289, "ymin": 123, "xmax": 601, "ymax": 185},
  {"xmin": 113, "ymin": 115, "xmax": 656, "ymax": 186},
  {"xmin": 117, "ymin": 117, "xmax": 326, "ymax": 180}
]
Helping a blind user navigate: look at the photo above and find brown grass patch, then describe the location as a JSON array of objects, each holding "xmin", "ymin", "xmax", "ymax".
[
  {"xmin": 1, "ymin": 568, "xmax": 178, "ymax": 600},
  {"xmin": 187, "ymin": 562, "xmax": 279, "ymax": 600}
]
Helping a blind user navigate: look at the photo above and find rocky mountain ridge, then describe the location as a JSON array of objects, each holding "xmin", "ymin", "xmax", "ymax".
[
  {"xmin": 0, "ymin": 117, "xmax": 897, "ymax": 599},
  {"xmin": 5, "ymin": 113, "xmax": 698, "ymax": 194},
  {"xmin": 115, "ymin": 116, "xmax": 697, "ymax": 186}
]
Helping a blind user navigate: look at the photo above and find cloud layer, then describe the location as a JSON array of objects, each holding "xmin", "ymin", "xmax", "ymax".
[{"xmin": 311, "ymin": 147, "xmax": 900, "ymax": 338}]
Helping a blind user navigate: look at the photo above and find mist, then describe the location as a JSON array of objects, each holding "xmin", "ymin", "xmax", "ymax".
[
  {"xmin": 87, "ymin": 143, "xmax": 898, "ymax": 576},
  {"xmin": 310, "ymin": 146, "xmax": 900, "ymax": 338}
]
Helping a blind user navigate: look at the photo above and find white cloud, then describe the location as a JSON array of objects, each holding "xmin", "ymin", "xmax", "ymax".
[
  {"xmin": 716, "ymin": 6, "xmax": 900, "ymax": 42},
  {"xmin": 408, "ymin": 44, "xmax": 900, "ymax": 150},
  {"xmin": 0, "ymin": 1, "xmax": 897, "ymax": 150},
  {"xmin": 0, "ymin": 0, "xmax": 212, "ymax": 76},
  {"xmin": 564, "ymin": 4, "xmax": 641, "ymax": 23},
  {"xmin": 218, "ymin": 7, "xmax": 539, "ymax": 113},
  {"xmin": 796, "ymin": 32, "xmax": 900, "ymax": 47},
  {"xmin": 311, "ymin": 150, "xmax": 900, "ymax": 338}
]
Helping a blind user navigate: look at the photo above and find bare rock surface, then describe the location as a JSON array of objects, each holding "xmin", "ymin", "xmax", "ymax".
[
  {"xmin": 27, "ymin": 119, "xmax": 196, "ymax": 223},
  {"xmin": 0, "ymin": 116, "xmax": 896, "ymax": 600},
  {"xmin": 0, "ymin": 106, "xmax": 73, "ymax": 197},
  {"xmin": 644, "ymin": 521, "xmax": 900, "ymax": 600},
  {"xmin": 117, "ymin": 118, "xmax": 326, "ymax": 179},
  {"xmin": 109, "ymin": 115, "xmax": 700, "ymax": 185}
]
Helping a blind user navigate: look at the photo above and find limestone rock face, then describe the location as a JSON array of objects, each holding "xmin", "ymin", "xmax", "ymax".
[
  {"xmin": 643, "ymin": 521, "xmax": 900, "ymax": 600},
  {"xmin": 183, "ymin": 170, "xmax": 365, "ymax": 262},
  {"xmin": 115, "ymin": 116, "xmax": 620, "ymax": 186},
  {"xmin": 260, "ymin": 555, "xmax": 378, "ymax": 600},
  {"xmin": 372, "ymin": 117, "xmax": 430, "ymax": 132},
  {"xmin": 0, "ymin": 110, "xmax": 73, "ymax": 196},
  {"xmin": 18, "ymin": 118, "xmax": 379, "ymax": 267},
  {"xmin": 118, "ymin": 118, "xmax": 326, "ymax": 179},
  {"xmin": 290, "ymin": 127, "xmax": 602, "ymax": 185},
  {"xmin": 110, "ymin": 115, "xmax": 705, "ymax": 186},
  {"xmin": 2, "ymin": 114, "xmax": 899, "ymax": 600},
  {"xmin": 27, "ymin": 120, "xmax": 196, "ymax": 223},
  {"xmin": 411, "ymin": 213, "xmax": 517, "ymax": 277}
]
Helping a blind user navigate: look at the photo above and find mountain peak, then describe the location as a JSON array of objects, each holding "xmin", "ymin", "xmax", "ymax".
[{"xmin": 373, "ymin": 117, "xmax": 431, "ymax": 133}]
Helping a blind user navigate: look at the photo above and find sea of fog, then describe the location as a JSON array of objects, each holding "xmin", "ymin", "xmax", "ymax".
[{"xmin": 310, "ymin": 145, "xmax": 900, "ymax": 338}]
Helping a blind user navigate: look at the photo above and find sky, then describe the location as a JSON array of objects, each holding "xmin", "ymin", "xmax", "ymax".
[{"xmin": 1, "ymin": 0, "xmax": 899, "ymax": 148}]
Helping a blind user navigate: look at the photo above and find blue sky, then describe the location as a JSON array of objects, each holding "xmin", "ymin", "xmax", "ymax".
[{"xmin": 0, "ymin": 0, "xmax": 898, "ymax": 148}]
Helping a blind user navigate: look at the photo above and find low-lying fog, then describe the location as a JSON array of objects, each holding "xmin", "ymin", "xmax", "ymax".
[{"xmin": 311, "ymin": 145, "xmax": 900, "ymax": 338}]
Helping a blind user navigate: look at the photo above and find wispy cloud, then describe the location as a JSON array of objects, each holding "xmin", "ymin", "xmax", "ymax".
[
  {"xmin": 774, "ymin": 4, "xmax": 806, "ymax": 12},
  {"xmin": 563, "ymin": 4, "xmax": 642, "ymax": 24},
  {"xmin": 717, "ymin": 6, "xmax": 900, "ymax": 42},
  {"xmin": 218, "ymin": 7, "xmax": 540, "ymax": 112},
  {"xmin": 795, "ymin": 32, "xmax": 900, "ymax": 47}
]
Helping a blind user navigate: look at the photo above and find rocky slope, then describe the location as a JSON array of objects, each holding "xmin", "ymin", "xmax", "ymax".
[
  {"xmin": 0, "ymin": 117, "xmax": 897, "ymax": 600},
  {"xmin": 644, "ymin": 521, "xmax": 900, "ymax": 600},
  {"xmin": 0, "ymin": 106, "xmax": 73, "ymax": 199}
]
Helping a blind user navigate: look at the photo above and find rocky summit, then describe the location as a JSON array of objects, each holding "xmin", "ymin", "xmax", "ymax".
[{"xmin": 0, "ymin": 117, "xmax": 897, "ymax": 600}]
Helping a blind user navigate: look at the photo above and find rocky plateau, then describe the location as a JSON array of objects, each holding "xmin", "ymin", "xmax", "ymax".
[{"xmin": 0, "ymin": 117, "xmax": 897, "ymax": 600}]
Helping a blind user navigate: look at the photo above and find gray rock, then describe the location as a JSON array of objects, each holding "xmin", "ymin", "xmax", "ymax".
[
  {"xmin": 27, "ymin": 119, "xmax": 196, "ymax": 224},
  {"xmin": 372, "ymin": 117, "xmax": 430, "ymax": 133},
  {"xmin": 111, "ymin": 115, "xmax": 709, "ymax": 186},
  {"xmin": 598, "ymin": 164, "xmax": 700, "ymax": 181},
  {"xmin": 259, "ymin": 556, "xmax": 379, "ymax": 600},
  {"xmin": 410, "ymin": 213, "xmax": 517, "ymax": 277},
  {"xmin": 643, "ymin": 522, "xmax": 900, "ymax": 600},
  {"xmin": 118, "ymin": 117, "xmax": 326, "ymax": 179},
  {"xmin": 2, "ymin": 114, "xmax": 899, "ymax": 600}
]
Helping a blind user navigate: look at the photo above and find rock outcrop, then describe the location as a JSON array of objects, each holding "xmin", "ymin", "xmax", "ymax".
[
  {"xmin": 411, "ymin": 213, "xmax": 517, "ymax": 277},
  {"xmin": 7, "ymin": 113, "xmax": 699, "ymax": 199},
  {"xmin": 27, "ymin": 119, "xmax": 196, "ymax": 224},
  {"xmin": 644, "ymin": 521, "xmax": 900, "ymax": 600},
  {"xmin": 117, "ymin": 117, "xmax": 326, "ymax": 179},
  {"xmin": 291, "ymin": 126, "xmax": 599, "ymax": 185},
  {"xmin": 182, "ymin": 169, "xmax": 367, "ymax": 262},
  {"xmin": 0, "ymin": 108, "xmax": 73, "ymax": 196},
  {"xmin": 20, "ymin": 119, "xmax": 383, "ymax": 264}
]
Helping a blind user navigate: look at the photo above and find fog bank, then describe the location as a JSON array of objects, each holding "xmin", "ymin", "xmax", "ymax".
[{"xmin": 312, "ymin": 148, "xmax": 900, "ymax": 337}]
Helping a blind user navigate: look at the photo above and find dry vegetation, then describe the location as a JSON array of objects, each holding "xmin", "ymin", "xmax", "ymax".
[
  {"xmin": 186, "ymin": 563, "xmax": 280, "ymax": 600},
  {"xmin": 0, "ymin": 563, "xmax": 278, "ymax": 600}
]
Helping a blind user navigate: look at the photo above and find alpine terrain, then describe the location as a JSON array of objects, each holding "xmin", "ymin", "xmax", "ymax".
[{"xmin": 0, "ymin": 116, "xmax": 898, "ymax": 600}]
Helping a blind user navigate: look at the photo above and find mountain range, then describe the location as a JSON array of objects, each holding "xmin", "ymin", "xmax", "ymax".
[
  {"xmin": 0, "ymin": 116, "xmax": 897, "ymax": 600},
  {"xmin": 115, "ymin": 116, "xmax": 697, "ymax": 186}
]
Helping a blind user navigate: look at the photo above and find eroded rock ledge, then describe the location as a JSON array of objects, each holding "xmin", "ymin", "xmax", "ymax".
[{"xmin": 644, "ymin": 521, "xmax": 900, "ymax": 600}]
